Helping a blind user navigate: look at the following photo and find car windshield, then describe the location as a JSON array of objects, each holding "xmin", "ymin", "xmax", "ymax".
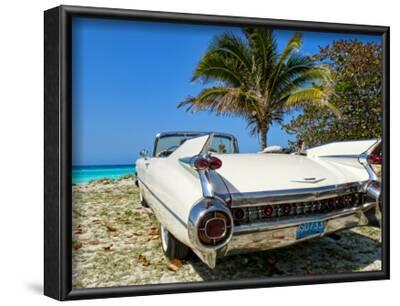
[{"xmin": 154, "ymin": 134, "xmax": 237, "ymax": 157}]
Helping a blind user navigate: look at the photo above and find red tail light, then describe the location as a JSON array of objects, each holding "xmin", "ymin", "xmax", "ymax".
[
  {"xmin": 232, "ymin": 208, "xmax": 245, "ymax": 220},
  {"xmin": 194, "ymin": 157, "xmax": 209, "ymax": 170},
  {"xmin": 209, "ymin": 156, "xmax": 222, "ymax": 170},
  {"xmin": 194, "ymin": 156, "xmax": 222, "ymax": 170},
  {"xmin": 367, "ymin": 154, "xmax": 382, "ymax": 165},
  {"xmin": 367, "ymin": 143, "xmax": 382, "ymax": 165},
  {"xmin": 198, "ymin": 211, "xmax": 231, "ymax": 245},
  {"xmin": 282, "ymin": 204, "xmax": 291, "ymax": 215},
  {"xmin": 205, "ymin": 218, "xmax": 226, "ymax": 239},
  {"xmin": 263, "ymin": 205, "xmax": 273, "ymax": 217}
]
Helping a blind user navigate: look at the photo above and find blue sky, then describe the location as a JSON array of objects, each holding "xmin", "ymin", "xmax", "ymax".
[{"xmin": 72, "ymin": 17, "xmax": 381, "ymax": 166}]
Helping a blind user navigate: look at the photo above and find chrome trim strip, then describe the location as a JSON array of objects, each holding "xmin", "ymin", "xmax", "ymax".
[
  {"xmin": 290, "ymin": 178, "xmax": 326, "ymax": 184},
  {"xmin": 319, "ymin": 154, "xmax": 359, "ymax": 159},
  {"xmin": 199, "ymin": 169, "xmax": 214, "ymax": 198},
  {"xmin": 230, "ymin": 181, "xmax": 366, "ymax": 207},
  {"xmin": 233, "ymin": 202, "xmax": 376, "ymax": 234},
  {"xmin": 156, "ymin": 131, "xmax": 236, "ymax": 139},
  {"xmin": 201, "ymin": 133, "xmax": 214, "ymax": 154},
  {"xmin": 137, "ymin": 178, "xmax": 187, "ymax": 228},
  {"xmin": 178, "ymin": 156, "xmax": 192, "ymax": 167}
]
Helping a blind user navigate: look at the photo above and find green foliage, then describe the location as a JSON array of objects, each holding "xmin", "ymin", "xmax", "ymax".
[
  {"xmin": 284, "ymin": 40, "xmax": 382, "ymax": 148},
  {"xmin": 179, "ymin": 28, "xmax": 338, "ymax": 149}
]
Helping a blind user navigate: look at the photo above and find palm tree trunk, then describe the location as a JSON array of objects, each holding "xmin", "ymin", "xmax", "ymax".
[{"xmin": 260, "ymin": 127, "xmax": 268, "ymax": 150}]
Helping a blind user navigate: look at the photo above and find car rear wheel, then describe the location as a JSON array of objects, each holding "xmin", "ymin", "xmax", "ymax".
[
  {"xmin": 138, "ymin": 181, "xmax": 149, "ymax": 206},
  {"xmin": 160, "ymin": 225, "xmax": 189, "ymax": 260},
  {"xmin": 138, "ymin": 188, "xmax": 147, "ymax": 206},
  {"xmin": 138, "ymin": 183, "xmax": 154, "ymax": 215}
]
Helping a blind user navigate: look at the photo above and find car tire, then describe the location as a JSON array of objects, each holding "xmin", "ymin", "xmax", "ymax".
[
  {"xmin": 137, "ymin": 182, "xmax": 149, "ymax": 207},
  {"xmin": 138, "ymin": 188, "xmax": 148, "ymax": 207},
  {"xmin": 160, "ymin": 225, "xmax": 189, "ymax": 260},
  {"xmin": 138, "ymin": 183, "xmax": 154, "ymax": 215}
]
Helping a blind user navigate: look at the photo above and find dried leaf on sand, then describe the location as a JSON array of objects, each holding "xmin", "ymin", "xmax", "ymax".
[
  {"xmin": 167, "ymin": 259, "xmax": 183, "ymax": 272},
  {"xmin": 88, "ymin": 239, "xmax": 99, "ymax": 245},
  {"xmin": 148, "ymin": 227, "xmax": 159, "ymax": 235},
  {"xmin": 138, "ymin": 255, "xmax": 150, "ymax": 266},
  {"xmin": 105, "ymin": 223, "xmax": 117, "ymax": 232},
  {"xmin": 74, "ymin": 224, "xmax": 83, "ymax": 234},
  {"xmin": 73, "ymin": 241, "xmax": 82, "ymax": 250},
  {"xmin": 103, "ymin": 244, "xmax": 113, "ymax": 251}
]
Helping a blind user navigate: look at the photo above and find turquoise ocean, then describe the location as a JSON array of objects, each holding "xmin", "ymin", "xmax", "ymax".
[{"xmin": 72, "ymin": 164, "xmax": 136, "ymax": 184}]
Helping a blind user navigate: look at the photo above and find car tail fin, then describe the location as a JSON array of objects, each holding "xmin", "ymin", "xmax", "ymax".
[
  {"xmin": 169, "ymin": 134, "xmax": 213, "ymax": 159},
  {"xmin": 306, "ymin": 139, "xmax": 380, "ymax": 158},
  {"xmin": 307, "ymin": 139, "xmax": 382, "ymax": 181}
]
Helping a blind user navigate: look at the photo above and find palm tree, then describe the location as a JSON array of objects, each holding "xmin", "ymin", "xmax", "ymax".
[{"xmin": 178, "ymin": 28, "xmax": 339, "ymax": 149}]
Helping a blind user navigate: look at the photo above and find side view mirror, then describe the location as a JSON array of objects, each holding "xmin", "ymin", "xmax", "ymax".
[{"xmin": 140, "ymin": 149, "xmax": 149, "ymax": 158}]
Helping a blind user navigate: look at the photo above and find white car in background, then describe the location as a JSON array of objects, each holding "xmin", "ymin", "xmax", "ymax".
[{"xmin": 135, "ymin": 132, "xmax": 382, "ymax": 268}]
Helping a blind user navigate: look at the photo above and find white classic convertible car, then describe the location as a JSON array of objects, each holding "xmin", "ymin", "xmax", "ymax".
[{"xmin": 135, "ymin": 131, "xmax": 382, "ymax": 268}]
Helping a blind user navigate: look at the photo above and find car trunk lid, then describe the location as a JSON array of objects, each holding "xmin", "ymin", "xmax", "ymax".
[{"xmin": 214, "ymin": 153, "xmax": 368, "ymax": 194}]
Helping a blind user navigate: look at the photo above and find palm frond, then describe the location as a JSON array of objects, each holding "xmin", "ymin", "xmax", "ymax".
[
  {"xmin": 192, "ymin": 52, "xmax": 245, "ymax": 86},
  {"xmin": 278, "ymin": 32, "xmax": 303, "ymax": 65},
  {"xmin": 178, "ymin": 87, "xmax": 259, "ymax": 117},
  {"xmin": 244, "ymin": 28, "xmax": 278, "ymax": 83},
  {"xmin": 283, "ymin": 87, "xmax": 341, "ymax": 117},
  {"xmin": 273, "ymin": 66, "xmax": 332, "ymax": 102},
  {"xmin": 208, "ymin": 33, "xmax": 252, "ymax": 73},
  {"xmin": 192, "ymin": 33, "xmax": 254, "ymax": 86},
  {"xmin": 269, "ymin": 33, "xmax": 305, "ymax": 97},
  {"xmin": 284, "ymin": 87, "xmax": 324, "ymax": 105}
]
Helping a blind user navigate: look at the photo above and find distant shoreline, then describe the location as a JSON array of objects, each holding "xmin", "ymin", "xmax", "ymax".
[
  {"xmin": 72, "ymin": 164, "xmax": 135, "ymax": 168},
  {"xmin": 72, "ymin": 174, "xmax": 135, "ymax": 186},
  {"xmin": 72, "ymin": 164, "xmax": 136, "ymax": 184}
]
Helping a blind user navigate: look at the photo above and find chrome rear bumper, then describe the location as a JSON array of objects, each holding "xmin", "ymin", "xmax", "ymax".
[
  {"xmin": 190, "ymin": 190, "xmax": 381, "ymax": 268},
  {"xmin": 221, "ymin": 202, "xmax": 378, "ymax": 256},
  {"xmin": 184, "ymin": 201, "xmax": 376, "ymax": 269}
]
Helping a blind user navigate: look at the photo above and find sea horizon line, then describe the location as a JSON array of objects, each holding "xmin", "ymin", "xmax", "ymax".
[{"xmin": 72, "ymin": 163, "xmax": 136, "ymax": 168}]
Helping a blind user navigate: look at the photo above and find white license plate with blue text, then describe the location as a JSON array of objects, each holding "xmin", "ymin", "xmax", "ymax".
[{"xmin": 296, "ymin": 221, "xmax": 325, "ymax": 240}]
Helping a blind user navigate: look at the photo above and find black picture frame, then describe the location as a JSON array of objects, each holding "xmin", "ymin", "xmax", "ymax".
[{"xmin": 44, "ymin": 5, "xmax": 390, "ymax": 301}]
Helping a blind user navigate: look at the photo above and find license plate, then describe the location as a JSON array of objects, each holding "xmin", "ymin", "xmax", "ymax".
[{"xmin": 296, "ymin": 221, "xmax": 325, "ymax": 240}]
